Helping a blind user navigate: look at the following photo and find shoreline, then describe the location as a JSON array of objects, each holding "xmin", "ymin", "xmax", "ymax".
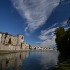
[{"xmin": 0, "ymin": 50, "xmax": 56, "ymax": 54}]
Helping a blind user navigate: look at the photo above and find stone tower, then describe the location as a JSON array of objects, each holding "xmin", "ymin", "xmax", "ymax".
[{"xmin": 17, "ymin": 35, "xmax": 24, "ymax": 46}]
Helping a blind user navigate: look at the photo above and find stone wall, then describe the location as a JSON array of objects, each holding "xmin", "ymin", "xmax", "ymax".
[
  {"xmin": 0, "ymin": 43, "xmax": 29, "ymax": 51},
  {"xmin": 0, "ymin": 32, "xmax": 29, "ymax": 51},
  {"xmin": 0, "ymin": 43, "xmax": 15, "ymax": 50}
]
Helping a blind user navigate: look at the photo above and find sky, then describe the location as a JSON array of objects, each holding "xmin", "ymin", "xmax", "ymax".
[{"xmin": 0, "ymin": 0, "xmax": 70, "ymax": 48}]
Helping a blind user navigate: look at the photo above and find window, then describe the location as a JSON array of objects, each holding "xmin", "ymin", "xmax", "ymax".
[{"xmin": 21, "ymin": 36, "xmax": 23, "ymax": 39}]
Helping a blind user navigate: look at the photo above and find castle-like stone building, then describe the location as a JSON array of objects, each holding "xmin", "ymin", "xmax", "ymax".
[{"xmin": 0, "ymin": 32, "xmax": 29, "ymax": 51}]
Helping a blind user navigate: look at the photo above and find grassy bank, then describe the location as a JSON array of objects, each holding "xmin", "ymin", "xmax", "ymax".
[{"xmin": 49, "ymin": 59, "xmax": 70, "ymax": 70}]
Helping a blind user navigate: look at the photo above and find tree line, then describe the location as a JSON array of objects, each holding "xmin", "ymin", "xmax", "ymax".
[{"xmin": 55, "ymin": 18, "xmax": 70, "ymax": 54}]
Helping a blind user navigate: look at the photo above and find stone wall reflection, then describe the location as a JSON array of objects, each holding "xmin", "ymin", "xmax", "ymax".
[{"xmin": 0, "ymin": 52, "xmax": 29, "ymax": 70}]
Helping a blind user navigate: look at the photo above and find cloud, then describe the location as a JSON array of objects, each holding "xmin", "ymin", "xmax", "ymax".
[
  {"xmin": 39, "ymin": 36, "xmax": 56, "ymax": 48},
  {"xmin": 11, "ymin": 0, "xmax": 60, "ymax": 32},
  {"xmin": 38, "ymin": 27, "xmax": 57, "ymax": 48},
  {"xmin": 38, "ymin": 20, "xmax": 68, "ymax": 48},
  {"xmin": 40, "ymin": 51, "xmax": 59, "ymax": 69}
]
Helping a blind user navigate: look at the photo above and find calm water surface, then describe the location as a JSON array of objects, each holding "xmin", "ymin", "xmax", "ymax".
[{"xmin": 0, "ymin": 50, "xmax": 59, "ymax": 70}]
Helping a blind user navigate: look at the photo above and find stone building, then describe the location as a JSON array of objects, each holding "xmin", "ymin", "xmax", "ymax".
[
  {"xmin": 0, "ymin": 32, "xmax": 29, "ymax": 51},
  {"xmin": 0, "ymin": 33, "xmax": 2, "ymax": 43},
  {"xmin": 0, "ymin": 33, "xmax": 24, "ymax": 46},
  {"xmin": 22, "ymin": 42, "xmax": 29, "ymax": 50},
  {"xmin": 25, "ymin": 43, "xmax": 29, "ymax": 50},
  {"xmin": 11, "ymin": 36, "xmax": 18, "ymax": 46},
  {"xmin": 17, "ymin": 35, "xmax": 24, "ymax": 45},
  {"xmin": 1, "ymin": 33, "xmax": 6, "ymax": 44},
  {"xmin": 5, "ymin": 34, "xmax": 10, "ymax": 45}
]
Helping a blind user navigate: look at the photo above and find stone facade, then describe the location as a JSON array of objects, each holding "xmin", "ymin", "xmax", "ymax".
[
  {"xmin": 0, "ymin": 32, "xmax": 29, "ymax": 51},
  {"xmin": 0, "ymin": 33, "xmax": 2, "ymax": 43},
  {"xmin": 11, "ymin": 36, "xmax": 18, "ymax": 46},
  {"xmin": 17, "ymin": 35, "xmax": 24, "ymax": 46}
]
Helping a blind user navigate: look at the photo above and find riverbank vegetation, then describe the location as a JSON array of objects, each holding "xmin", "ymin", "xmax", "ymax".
[
  {"xmin": 51, "ymin": 18, "xmax": 70, "ymax": 70},
  {"xmin": 49, "ymin": 59, "xmax": 70, "ymax": 70},
  {"xmin": 55, "ymin": 18, "xmax": 70, "ymax": 54}
]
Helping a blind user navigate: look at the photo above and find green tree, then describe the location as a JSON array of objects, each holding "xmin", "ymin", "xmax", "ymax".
[
  {"xmin": 55, "ymin": 26, "xmax": 70, "ymax": 53},
  {"xmin": 55, "ymin": 27, "xmax": 65, "ymax": 46}
]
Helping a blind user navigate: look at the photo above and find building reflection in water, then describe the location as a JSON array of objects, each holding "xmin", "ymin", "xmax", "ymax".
[
  {"xmin": 0, "ymin": 52, "xmax": 29, "ymax": 70},
  {"xmin": 0, "ymin": 50, "xmax": 59, "ymax": 70}
]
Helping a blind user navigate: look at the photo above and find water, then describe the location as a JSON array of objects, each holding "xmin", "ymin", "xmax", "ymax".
[{"xmin": 0, "ymin": 50, "xmax": 59, "ymax": 70}]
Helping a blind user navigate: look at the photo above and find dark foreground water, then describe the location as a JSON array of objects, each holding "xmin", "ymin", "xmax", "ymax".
[{"xmin": 0, "ymin": 50, "xmax": 59, "ymax": 70}]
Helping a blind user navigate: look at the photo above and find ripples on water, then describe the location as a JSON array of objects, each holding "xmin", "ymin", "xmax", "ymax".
[{"xmin": 0, "ymin": 50, "xmax": 59, "ymax": 70}]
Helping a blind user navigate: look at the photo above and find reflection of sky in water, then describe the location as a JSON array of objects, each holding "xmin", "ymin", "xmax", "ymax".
[
  {"xmin": 0, "ymin": 51, "xmax": 59, "ymax": 70},
  {"xmin": 22, "ymin": 50, "xmax": 59, "ymax": 70},
  {"xmin": 40, "ymin": 51, "xmax": 59, "ymax": 69}
]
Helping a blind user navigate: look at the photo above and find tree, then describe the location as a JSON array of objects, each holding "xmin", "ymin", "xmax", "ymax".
[
  {"xmin": 67, "ymin": 18, "xmax": 70, "ymax": 26},
  {"xmin": 55, "ymin": 26, "xmax": 70, "ymax": 53},
  {"xmin": 55, "ymin": 27, "xmax": 65, "ymax": 45}
]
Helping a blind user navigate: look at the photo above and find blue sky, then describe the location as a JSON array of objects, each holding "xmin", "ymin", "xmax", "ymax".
[{"xmin": 0, "ymin": 0, "xmax": 70, "ymax": 47}]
